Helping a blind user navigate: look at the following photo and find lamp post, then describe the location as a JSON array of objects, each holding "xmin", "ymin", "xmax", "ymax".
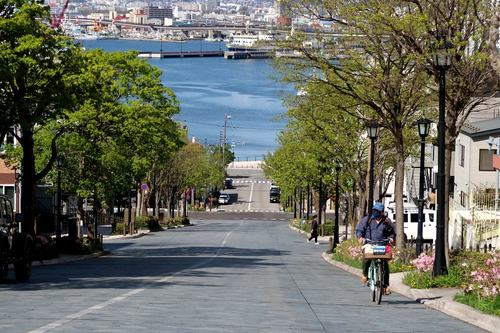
[
  {"xmin": 432, "ymin": 41, "xmax": 452, "ymax": 277},
  {"xmin": 55, "ymin": 156, "xmax": 64, "ymax": 244},
  {"xmin": 416, "ymin": 118, "xmax": 432, "ymax": 256},
  {"xmin": 487, "ymin": 137, "xmax": 500, "ymax": 226},
  {"xmin": 333, "ymin": 164, "xmax": 341, "ymax": 249},
  {"xmin": 365, "ymin": 120, "xmax": 379, "ymax": 214},
  {"xmin": 222, "ymin": 114, "xmax": 231, "ymax": 168}
]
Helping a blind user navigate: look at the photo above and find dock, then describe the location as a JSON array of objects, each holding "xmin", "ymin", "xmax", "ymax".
[
  {"xmin": 138, "ymin": 50, "xmax": 273, "ymax": 60},
  {"xmin": 138, "ymin": 50, "xmax": 225, "ymax": 58}
]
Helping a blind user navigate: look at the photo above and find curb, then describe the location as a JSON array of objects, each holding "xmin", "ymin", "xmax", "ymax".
[
  {"xmin": 103, "ymin": 230, "xmax": 150, "ymax": 241},
  {"xmin": 32, "ymin": 251, "xmax": 108, "ymax": 267},
  {"xmin": 321, "ymin": 252, "xmax": 500, "ymax": 333}
]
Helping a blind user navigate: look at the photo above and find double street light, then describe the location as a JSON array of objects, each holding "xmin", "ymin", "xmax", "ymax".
[
  {"xmin": 365, "ymin": 120, "xmax": 380, "ymax": 214},
  {"xmin": 432, "ymin": 40, "xmax": 452, "ymax": 277},
  {"xmin": 416, "ymin": 118, "xmax": 432, "ymax": 256}
]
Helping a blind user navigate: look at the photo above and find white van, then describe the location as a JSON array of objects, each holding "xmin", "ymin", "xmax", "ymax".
[{"xmin": 386, "ymin": 205, "xmax": 436, "ymax": 242}]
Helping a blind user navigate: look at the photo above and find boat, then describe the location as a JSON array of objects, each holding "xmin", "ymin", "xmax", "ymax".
[{"xmin": 226, "ymin": 33, "xmax": 275, "ymax": 52}]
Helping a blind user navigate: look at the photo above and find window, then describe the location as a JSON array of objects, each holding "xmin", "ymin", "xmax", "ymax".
[
  {"xmin": 410, "ymin": 213, "xmax": 419, "ymax": 223},
  {"xmin": 0, "ymin": 186, "xmax": 15, "ymax": 208},
  {"xmin": 460, "ymin": 191, "xmax": 467, "ymax": 207},
  {"xmin": 459, "ymin": 144, "xmax": 465, "ymax": 167},
  {"xmin": 479, "ymin": 149, "xmax": 494, "ymax": 171}
]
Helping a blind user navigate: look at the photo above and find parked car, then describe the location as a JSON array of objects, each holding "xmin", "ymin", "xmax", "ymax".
[
  {"xmin": 218, "ymin": 193, "xmax": 230, "ymax": 205},
  {"xmin": 224, "ymin": 178, "xmax": 234, "ymax": 189},
  {"xmin": 269, "ymin": 187, "xmax": 280, "ymax": 203}
]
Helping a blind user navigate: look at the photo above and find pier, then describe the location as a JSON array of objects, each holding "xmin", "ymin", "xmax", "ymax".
[
  {"xmin": 138, "ymin": 50, "xmax": 225, "ymax": 58},
  {"xmin": 138, "ymin": 50, "xmax": 273, "ymax": 59}
]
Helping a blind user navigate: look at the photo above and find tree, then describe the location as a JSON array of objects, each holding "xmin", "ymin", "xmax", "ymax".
[
  {"xmin": 38, "ymin": 49, "xmax": 182, "ymax": 228},
  {"xmin": 371, "ymin": 0, "xmax": 499, "ymax": 266},
  {"xmin": 0, "ymin": 2, "xmax": 84, "ymax": 235},
  {"xmin": 276, "ymin": 1, "xmax": 432, "ymax": 248}
]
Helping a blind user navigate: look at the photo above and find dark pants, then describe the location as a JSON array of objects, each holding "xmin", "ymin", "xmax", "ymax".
[
  {"xmin": 308, "ymin": 230, "xmax": 318, "ymax": 242},
  {"xmin": 363, "ymin": 259, "xmax": 390, "ymax": 287}
]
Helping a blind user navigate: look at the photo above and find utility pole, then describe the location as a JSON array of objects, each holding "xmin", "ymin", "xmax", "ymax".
[{"xmin": 222, "ymin": 114, "xmax": 231, "ymax": 168}]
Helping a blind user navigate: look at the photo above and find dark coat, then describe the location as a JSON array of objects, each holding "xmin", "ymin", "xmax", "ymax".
[{"xmin": 355, "ymin": 215, "xmax": 396, "ymax": 241}]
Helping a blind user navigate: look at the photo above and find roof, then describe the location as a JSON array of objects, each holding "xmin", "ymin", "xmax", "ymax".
[{"xmin": 460, "ymin": 117, "xmax": 500, "ymax": 140}]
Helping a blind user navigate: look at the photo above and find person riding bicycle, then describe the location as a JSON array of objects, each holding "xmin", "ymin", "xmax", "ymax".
[{"xmin": 355, "ymin": 202, "xmax": 396, "ymax": 295}]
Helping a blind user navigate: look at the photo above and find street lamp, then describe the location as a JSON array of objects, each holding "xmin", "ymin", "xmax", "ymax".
[
  {"xmin": 432, "ymin": 39, "xmax": 452, "ymax": 277},
  {"xmin": 55, "ymin": 156, "xmax": 64, "ymax": 244},
  {"xmin": 333, "ymin": 164, "xmax": 341, "ymax": 249},
  {"xmin": 487, "ymin": 137, "xmax": 500, "ymax": 226},
  {"xmin": 222, "ymin": 114, "xmax": 231, "ymax": 168},
  {"xmin": 416, "ymin": 118, "xmax": 432, "ymax": 256},
  {"xmin": 365, "ymin": 120, "xmax": 379, "ymax": 214}
]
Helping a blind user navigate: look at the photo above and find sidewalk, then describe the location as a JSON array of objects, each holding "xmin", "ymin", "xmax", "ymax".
[
  {"xmin": 321, "ymin": 251, "xmax": 500, "ymax": 333},
  {"xmin": 32, "ymin": 230, "xmax": 150, "ymax": 267}
]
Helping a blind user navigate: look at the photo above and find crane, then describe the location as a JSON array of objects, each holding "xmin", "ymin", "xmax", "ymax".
[{"xmin": 50, "ymin": 0, "xmax": 70, "ymax": 29}]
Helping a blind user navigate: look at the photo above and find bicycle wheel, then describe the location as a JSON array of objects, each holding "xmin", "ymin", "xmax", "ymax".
[
  {"xmin": 375, "ymin": 261, "xmax": 384, "ymax": 304},
  {"xmin": 370, "ymin": 263, "xmax": 376, "ymax": 302}
]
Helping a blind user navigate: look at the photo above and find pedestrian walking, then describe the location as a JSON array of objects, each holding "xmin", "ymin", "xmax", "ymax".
[{"xmin": 307, "ymin": 215, "xmax": 319, "ymax": 245}]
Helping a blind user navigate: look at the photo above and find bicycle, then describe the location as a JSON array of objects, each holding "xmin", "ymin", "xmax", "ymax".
[{"xmin": 362, "ymin": 239, "xmax": 392, "ymax": 304}]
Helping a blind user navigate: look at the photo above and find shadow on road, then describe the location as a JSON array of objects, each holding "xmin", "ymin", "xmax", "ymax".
[{"xmin": 0, "ymin": 241, "xmax": 290, "ymax": 291}]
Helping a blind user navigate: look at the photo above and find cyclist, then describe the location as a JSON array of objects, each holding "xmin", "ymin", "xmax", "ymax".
[{"xmin": 355, "ymin": 202, "xmax": 396, "ymax": 295}]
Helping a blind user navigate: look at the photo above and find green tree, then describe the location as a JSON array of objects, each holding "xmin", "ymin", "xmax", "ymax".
[
  {"xmin": 276, "ymin": 1, "xmax": 432, "ymax": 248},
  {"xmin": 0, "ymin": 2, "xmax": 84, "ymax": 235}
]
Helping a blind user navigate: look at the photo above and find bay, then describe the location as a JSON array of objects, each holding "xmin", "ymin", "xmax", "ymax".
[{"xmin": 80, "ymin": 39, "xmax": 290, "ymax": 160}]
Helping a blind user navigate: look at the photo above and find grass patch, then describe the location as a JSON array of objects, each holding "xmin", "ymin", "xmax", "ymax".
[
  {"xmin": 455, "ymin": 293, "xmax": 500, "ymax": 317},
  {"xmin": 331, "ymin": 253, "xmax": 362, "ymax": 269},
  {"xmin": 403, "ymin": 267, "xmax": 464, "ymax": 289}
]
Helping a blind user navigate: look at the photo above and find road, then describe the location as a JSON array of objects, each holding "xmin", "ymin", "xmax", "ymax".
[
  {"xmin": 0, "ymin": 167, "xmax": 483, "ymax": 332},
  {"xmin": 0, "ymin": 220, "xmax": 481, "ymax": 332}
]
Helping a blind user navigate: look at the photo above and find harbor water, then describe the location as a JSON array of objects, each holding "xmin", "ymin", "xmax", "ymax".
[{"xmin": 80, "ymin": 39, "xmax": 290, "ymax": 160}]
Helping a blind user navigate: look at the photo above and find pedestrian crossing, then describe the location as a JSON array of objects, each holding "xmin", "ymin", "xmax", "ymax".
[
  {"xmin": 232, "ymin": 180, "xmax": 272, "ymax": 184},
  {"xmin": 217, "ymin": 209, "xmax": 282, "ymax": 213}
]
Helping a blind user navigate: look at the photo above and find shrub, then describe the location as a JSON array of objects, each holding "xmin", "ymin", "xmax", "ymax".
[
  {"xmin": 464, "ymin": 252, "xmax": 500, "ymax": 300},
  {"xmin": 134, "ymin": 216, "xmax": 163, "ymax": 232},
  {"xmin": 32, "ymin": 235, "xmax": 58, "ymax": 261},
  {"xmin": 412, "ymin": 252, "xmax": 434, "ymax": 272}
]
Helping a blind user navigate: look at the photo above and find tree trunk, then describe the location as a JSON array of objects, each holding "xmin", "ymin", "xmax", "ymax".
[
  {"xmin": 20, "ymin": 128, "xmax": 36, "ymax": 236},
  {"xmin": 394, "ymin": 149, "xmax": 406, "ymax": 250}
]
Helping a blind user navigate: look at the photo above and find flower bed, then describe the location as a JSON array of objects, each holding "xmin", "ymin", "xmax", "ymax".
[{"xmin": 402, "ymin": 250, "xmax": 499, "ymax": 316}]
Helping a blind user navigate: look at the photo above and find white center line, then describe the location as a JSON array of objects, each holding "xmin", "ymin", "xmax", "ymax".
[
  {"xmin": 248, "ymin": 181, "xmax": 254, "ymax": 210},
  {"xmin": 28, "ymin": 231, "xmax": 233, "ymax": 333}
]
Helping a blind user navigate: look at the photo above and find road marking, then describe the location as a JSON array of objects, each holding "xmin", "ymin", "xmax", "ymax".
[
  {"xmin": 28, "ymin": 230, "xmax": 233, "ymax": 333},
  {"xmin": 247, "ymin": 181, "xmax": 254, "ymax": 210}
]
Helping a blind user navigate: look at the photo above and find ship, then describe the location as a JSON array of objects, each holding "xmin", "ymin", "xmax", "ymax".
[{"xmin": 226, "ymin": 33, "xmax": 276, "ymax": 52}]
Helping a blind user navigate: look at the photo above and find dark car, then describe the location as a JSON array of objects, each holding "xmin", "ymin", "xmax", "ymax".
[
  {"xmin": 224, "ymin": 178, "xmax": 234, "ymax": 189},
  {"xmin": 269, "ymin": 186, "xmax": 280, "ymax": 203}
]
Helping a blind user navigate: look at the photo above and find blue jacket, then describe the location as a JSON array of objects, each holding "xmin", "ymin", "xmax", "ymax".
[{"xmin": 355, "ymin": 215, "xmax": 396, "ymax": 242}]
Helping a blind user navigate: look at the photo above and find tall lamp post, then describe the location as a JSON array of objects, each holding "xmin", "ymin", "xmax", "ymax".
[
  {"xmin": 416, "ymin": 118, "xmax": 432, "ymax": 256},
  {"xmin": 55, "ymin": 156, "xmax": 64, "ymax": 244},
  {"xmin": 222, "ymin": 114, "xmax": 231, "ymax": 168},
  {"xmin": 432, "ymin": 41, "xmax": 452, "ymax": 277},
  {"xmin": 333, "ymin": 164, "xmax": 341, "ymax": 249},
  {"xmin": 487, "ymin": 137, "xmax": 500, "ymax": 226},
  {"xmin": 365, "ymin": 120, "xmax": 379, "ymax": 214}
]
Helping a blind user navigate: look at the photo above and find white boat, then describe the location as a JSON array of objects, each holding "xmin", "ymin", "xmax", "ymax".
[{"xmin": 226, "ymin": 33, "xmax": 275, "ymax": 52}]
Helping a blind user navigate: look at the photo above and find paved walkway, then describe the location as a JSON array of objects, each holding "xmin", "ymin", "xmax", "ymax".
[{"xmin": 290, "ymin": 226, "xmax": 499, "ymax": 332}]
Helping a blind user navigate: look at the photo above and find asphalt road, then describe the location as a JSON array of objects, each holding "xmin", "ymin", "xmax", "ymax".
[
  {"xmin": 0, "ymin": 219, "xmax": 482, "ymax": 333},
  {"xmin": 219, "ymin": 168, "xmax": 281, "ymax": 213}
]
